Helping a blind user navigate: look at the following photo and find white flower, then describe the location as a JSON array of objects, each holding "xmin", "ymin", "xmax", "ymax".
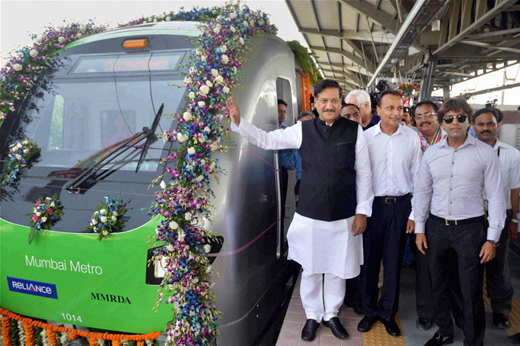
[
  {"xmin": 221, "ymin": 54, "xmax": 229, "ymax": 64},
  {"xmin": 177, "ymin": 133, "xmax": 188, "ymax": 143},
  {"xmin": 185, "ymin": 212, "xmax": 192, "ymax": 221},
  {"xmin": 22, "ymin": 140, "xmax": 28, "ymax": 145},
  {"xmin": 58, "ymin": 37, "xmax": 66, "ymax": 44},
  {"xmin": 17, "ymin": 52, "xmax": 23, "ymax": 58},
  {"xmin": 160, "ymin": 180, "xmax": 167, "ymax": 189},
  {"xmin": 220, "ymin": 45, "xmax": 227, "ymax": 53},
  {"xmin": 259, "ymin": 20, "xmax": 265, "ymax": 26},
  {"xmin": 41, "ymin": 216, "xmax": 47, "ymax": 223},
  {"xmin": 169, "ymin": 221, "xmax": 179, "ymax": 229},
  {"xmin": 113, "ymin": 211, "xmax": 118, "ymax": 217},
  {"xmin": 188, "ymin": 91, "xmax": 196, "ymax": 100},
  {"xmin": 76, "ymin": 33, "xmax": 83, "ymax": 38},
  {"xmin": 184, "ymin": 76, "xmax": 192, "ymax": 84},
  {"xmin": 214, "ymin": 26, "xmax": 221, "ymax": 34},
  {"xmin": 249, "ymin": 20, "xmax": 255, "ymax": 27},
  {"xmin": 211, "ymin": 69, "xmax": 219, "ymax": 77},
  {"xmin": 166, "ymin": 244, "xmax": 174, "ymax": 252},
  {"xmin": 230, "ymin": 12, "xmax": 237, "ymax": 19},
  {"xmin": 101, "ymin": 216, "xmax": 108, "ymax": 223},
  {"xmin": 198, "ymin": 101, "xmax": 206, "ymax": 107},
  {"xmin": 23, "ymin": 149, "xmax": 29, "ymax": 154},
  {"xmin": 199, "ymin": 85, "xmax": 210, "ymax": 96},
  {"xmin": 204, "ymin": 244, "xmax": 211, "ymax": 253},
  {"xmin": 111, "ymin": 216, "xmax": 117, "ymax": 221},
  {"xmin": 210, "ymin": 162, "xmax": 216, "ymax": 170},
  {"xmin": 102, "ymin": 230, "xmax": 109, "ymax": 236},
  {"xmin": 206, "ymin": 265, "xmax": 212, "ymax": 273},
  {"xmin": 13, "ymin": 64, "xmax": 22, "ymax": 72},
  {"xmin": 239, "ymin": 37, "xmax": 245, "ymax": 45},
  {"xmin": 187, "ymin": 147, "xmax": 196, "ymax": 155},
  {"xmin": 50, "ymin": 202, "xmax": 55, "ymax": 207},
  {"xmin": 15, "ymin": 154, "xmax": 22, "ymax": 160},
  {"xmin": 204, "ymin": 127, "xmax": 211, "ymax": 133},
  {"xmin": 177, "ymin": 229, "xmax": 185, "ymax": 239},
  {"xmin": 196, "ymin": 175, "xmax": 204, "ymax": 182},
  {"xmin": 100, "ymin": 209, "xmax": 106, "ymax": 214},
  {"xmin": 206, "ymin": 80, "xmax": 213, "ymax": 88},
  {"xmin": 198, "ymin": 136, "xmax": 205, "ymax": 143},
  {"xmin": 215, "ymin": 75, "xmax": 224, "ymax": 85},
  {"xmin": 183, "ymin": 111, "xmax": 192, "ymax": 121},
  {"xmin": 210, "ymin": 142, "xmax": 219, "ymax": 152},
  {"xmin": 243, "ymin": 20, "xmax": 249, "ymax": 27},
  {"xmin": 29, "ymin": 49, "xmax": 38, "ymax": 58},
  {"xmin": 223, "ymin": 86, "xmax": 230, "ymax": 94},
  {"xmin": 231, "ymin": 26, "xmax": 236, "ymax": 33},
  {"xmin": 36, "ymin": 212, "xmax": 41, "ymax": 216},
  {"xmin": 90, "ymin": 219, "xmax": 97, "ymax": 226}
]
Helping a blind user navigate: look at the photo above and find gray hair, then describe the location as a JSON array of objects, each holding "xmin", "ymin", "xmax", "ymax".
[{"xmin": 345, "ymin": 90, "xmax": 371, "ymax": 108}]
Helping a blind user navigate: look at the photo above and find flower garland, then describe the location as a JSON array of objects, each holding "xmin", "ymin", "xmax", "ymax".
[
  {"xmin": 0, "ymin": 308, "xmax": 160, "ymax": 346},
  {"xmin": 26, "ymin": 194, "xmax": 63, "ymax": 245},
  {"xmin": 146, "ymin": 3, "xmax": 276, "ymax": 345},
  {"xmin": 1, "ymin": 139, "xmax": 40, "ymax": 185},
  {"xmin": 86, "ymin": 196, "xmax": 127, "ymax": 241},
  {"xmin": 0, "ymin": 22, "xmax": 106, "ymax": 124}
]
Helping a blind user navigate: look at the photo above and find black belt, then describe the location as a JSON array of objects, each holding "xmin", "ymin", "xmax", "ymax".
[
  {"xmin": 431, "ymin": 213, "xmax": 485, "ymax": 226},
  {"xmin": 375, "ymin": 193, "xmax": 412, "ymax": 204}
]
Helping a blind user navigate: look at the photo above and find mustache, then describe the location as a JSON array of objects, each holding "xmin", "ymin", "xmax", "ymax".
[
  {"xmin": 419, "ymin": 122, "xmax": 431, "ymax": 126},
  {"xmin": 323, "ymin": 109, "xmax": 336, "ymax": 113},
  {"xmin": 480, "ymin": 130, "xmax": 491, "ymax": 134}
]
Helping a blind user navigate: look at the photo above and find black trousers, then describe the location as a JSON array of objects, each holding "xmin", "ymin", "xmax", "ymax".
[
  {"xmin": 427, "ymin": 214, "xmax": 486, "ymax": 346},
  {"xmin": 411, "ymin": 233, "xmax": 434, "ymax": 320},
  {"xmin": 361, "ymin": 195, "xmax": 411, "ymax": 320},
  {"xmin": 486, "ymin": 209, "xmax": 514, "ymax": 315}
]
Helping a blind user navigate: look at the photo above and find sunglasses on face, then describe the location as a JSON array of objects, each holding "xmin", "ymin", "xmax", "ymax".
[{"xmin": 443, "ymin": 114, "xmax": 468, "ymax": 124}]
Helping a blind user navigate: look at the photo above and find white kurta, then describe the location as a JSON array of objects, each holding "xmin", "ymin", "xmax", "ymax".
[
  {"xmin": 288, "ymin": 213, "xmax": 363, "ymax": 279},
  {"xmin": 231, "ymin": 117, "xmax": 373, "ymax": 279}
]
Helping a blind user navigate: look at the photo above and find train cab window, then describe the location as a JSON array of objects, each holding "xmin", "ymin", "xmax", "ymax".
[
  {"xmin": 49, "ymin": 95, "xmax": 65, "ymax": 150},
  {"xmin": 276, "ymin": 78, "xmax": 293, "ymax": 125}
]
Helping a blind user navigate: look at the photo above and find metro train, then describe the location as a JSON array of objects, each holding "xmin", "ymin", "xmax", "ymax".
[{"xmin": 0, "ymin": 21, "xmax": 306, "ymax": 345}]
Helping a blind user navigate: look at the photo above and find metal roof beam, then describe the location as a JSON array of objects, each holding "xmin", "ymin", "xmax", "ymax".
[
  {"xmin": 299, "ymin": 28, "xmax": 396, "ymax": 44},
  {"xmin": 338, "ymin": 0, "xmax": 400, "ymax": 34},
  {"xmin": 433, "ymin": 0, "xmax": 519, "ymax": 56},
  {"xmin": 309, "ymin": 46, "xmax": 376, "ymax": 73}
]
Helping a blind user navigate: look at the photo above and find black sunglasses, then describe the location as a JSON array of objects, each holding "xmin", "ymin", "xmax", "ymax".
[{"xmin": 443, "ymin": 114, "xmax": 468, "ymax": 124}]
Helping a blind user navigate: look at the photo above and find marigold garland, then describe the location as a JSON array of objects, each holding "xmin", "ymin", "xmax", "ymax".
[{"xmin": 0, "ymin": 309, "xmax": 160, "ymax": 346}]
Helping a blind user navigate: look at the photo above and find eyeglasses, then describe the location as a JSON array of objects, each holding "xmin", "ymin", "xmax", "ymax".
[
  {"xmin": 443, "ymin": 114, "xmax": 468, "ymax": 124},
  {"xmin": 414, "ymin": 112, "xmax": 437, "ymax": 121}
]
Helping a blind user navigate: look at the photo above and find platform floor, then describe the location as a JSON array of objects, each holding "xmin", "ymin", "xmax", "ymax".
[{"xmin": 276, "ymin": 239, "xmax": 520, "ymax": 346}]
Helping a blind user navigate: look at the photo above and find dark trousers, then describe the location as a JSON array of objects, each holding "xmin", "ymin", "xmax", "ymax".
[
  {"xmin": 279, "ymin": 166, "xmax": 288, "ymax": 229},
  {"xmin": 427, "ymin": 214, "xmax": 486, "ymax": 346},
  {"xmin": 344, "ymin": 274, "xmax": 362, "ymax": 309},
  {"xmin": 361, "ymin": 195, "xmax": 411, "ymax": 320},
  {"xmin": 486, "ymin": 209, "xmax": 514, "ymax": 315},
  {"xmin": 411, "ymin": 233, "xmax": 434, "ymax": 320}
]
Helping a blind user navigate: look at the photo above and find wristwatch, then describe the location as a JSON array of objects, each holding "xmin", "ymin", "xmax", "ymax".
[
  {"xmin": 511, "ymin": 218, "xmax": 518, "ymax": 224},
  {"xmin": 486, "ymin": 240, "xmax": 499, "ymax": 248}
]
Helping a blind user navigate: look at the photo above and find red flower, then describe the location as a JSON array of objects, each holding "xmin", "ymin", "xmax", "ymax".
[
  {"xmin": 33, "ymin": 214, "xmax": 39, "ymax": 222},
  {"xmin": 36, "ymin": 201, "xmax": 41, "ymax": 206},
  {"xmin": 47, "ymin": 209, "xmax": 53, "ymax": 214}
]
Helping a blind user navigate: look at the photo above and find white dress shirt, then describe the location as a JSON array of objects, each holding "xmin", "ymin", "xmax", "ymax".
[
  {"xmin": 363, "ymin": 123, "xmax": 422, "ymax": 220},
  {"xmin": 414, "ymin": 135, "xmax": 506, "ymax": 241},
  {"xmin": 494, "ymin": 140, "xmax": 520, "ymax": 210}
]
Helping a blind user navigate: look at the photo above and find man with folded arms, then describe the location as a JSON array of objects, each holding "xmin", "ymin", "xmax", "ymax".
[
  {"xmin": 415, "ymin": 99, "xmax": 506, "ymax": 346},
  {"xmin": 226, "ymin": 79, "xmax": 373, "ymax": 342}
]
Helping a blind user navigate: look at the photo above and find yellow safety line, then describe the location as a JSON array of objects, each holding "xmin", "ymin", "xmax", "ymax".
[{"xmin": 362, "ymin": 315, "xmax": 406, "ymax": 346}]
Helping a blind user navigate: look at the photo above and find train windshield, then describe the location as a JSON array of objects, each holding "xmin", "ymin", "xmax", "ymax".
[{"xmin": 0, "ymin": 50, "xmax": 187, "ymax": 231}]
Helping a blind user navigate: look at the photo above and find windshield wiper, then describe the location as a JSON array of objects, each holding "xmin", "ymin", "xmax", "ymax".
[
  {"xmin": 65, "ymin": 103, "xmax": 164, "ymax": 194},
  {"xmin": 135, "ymin": 103, "xmax": 164, "ymax": 173}
]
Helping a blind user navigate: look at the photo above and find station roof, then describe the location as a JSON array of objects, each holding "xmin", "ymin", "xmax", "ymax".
[{"xmin": 285, "ymin": 0, "xmax": 520, "ymax": 94}]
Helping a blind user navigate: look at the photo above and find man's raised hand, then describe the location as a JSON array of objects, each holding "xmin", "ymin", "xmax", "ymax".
[{"xmin": 226, "ymin": 97, "xmax": 241, "ymax": 126}]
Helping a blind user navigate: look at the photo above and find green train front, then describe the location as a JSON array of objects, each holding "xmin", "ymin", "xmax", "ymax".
[{"xmin": 0, "ymin": 23, "xmax": 199, "ymax": 333}]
